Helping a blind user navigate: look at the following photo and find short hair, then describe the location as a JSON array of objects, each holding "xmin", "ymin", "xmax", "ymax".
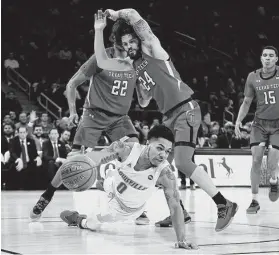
[
  {"xmin": 147, "ymin": 125, "xmax": 174, "ymax": 143},
  {"xmin": 3, "ymin": 123, "xmax": 15, "ymax": 130},
  {"xmin": 262, "ymin": 46, "xmax": 278, "ymax": 56},
  {"xmin": 61, "ymin": 128, "xmax": 71, "ymax": 134},
  {"xmin": 49, "ymin": 128, "xmax": 58, "ymax": 134},
  {"xmin": 18, "ymin": 126, "xmax": 28, "ymax": 132},
  {"xmin": 112, "ymin": 19, "xmax": 139, "ymax": 47},
  {"xmin": 33, "ymin": 124, "xmax": 43, "ymax": 131}
]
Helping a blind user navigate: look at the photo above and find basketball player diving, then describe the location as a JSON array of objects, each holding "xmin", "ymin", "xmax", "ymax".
[
  {"xmin": 60, "ymin": 124, "xmax": 199, "ymax": 250},
  {"xmin": 104, "ymin": 8, "xmax": 238, "ymax": 231},
  {"xmin": 235, "ymin": 46, "xmax": 279, "ymax": 213},
  {"xmin": 30, "ymin": 9, "xmax": 191, "ymax": 227}
]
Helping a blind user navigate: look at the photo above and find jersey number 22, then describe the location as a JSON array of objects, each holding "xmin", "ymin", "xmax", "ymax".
[{"xmin": 111, "ymin": 80, "xmax": 127, "ymax": 96}]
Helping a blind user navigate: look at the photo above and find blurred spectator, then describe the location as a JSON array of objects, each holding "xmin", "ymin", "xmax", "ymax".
[
  {"xmin": 58, "ymin": 46, "xmax": 72, "ymax": 60},
  {"xmin": 9, "ymin": 126, "xmax": 42, "ymax": 190},
  {"xmin": 150, "ymin": 118, "xmax": 160, "ymax": 129},
  {"xmin": 9, "ymin": 111, "xmax": 17, "ymax": 123},
  {"xmin": 1, "ymin": 123, "xmax": 15, "ymax": 156},
  {"xmin": 4, "ymin": 52, "xmax": 19, "ymax": 85},
  {"xmin": 217, "ymin": 122, "xmax": 242, "ymax": 149},
  {"xmin": 59, "ymin": 129, "xmax": 72, "ymax": 154},
  {"xmin": 75, "ymin": 47, "xmax": 87, "ymax": 66},
  {"xmin": 3, "ymin": 114, "xmax": 12, "ymax": 125},
  {"xmin": 32, "ymin": 124, "xmax": 46, "ymax": 154},
  {"xmin": 141, "ymin": 124, "xmax": 150, "ymax": 145},
  {"xmin": 223, "ymin": 98, "xmax": 235, "ymax": 124},
  {"xmin": 37, "ymin": 113, "xmax": 54, "ymax": 137},
  {"xmin": 3, "ymin": 91, "xmax": 22, "ymax": 116},
  {"xmin": 15, "ymin": 112, "xmax": 28, "ymax": 130},
  {"xmin": 42, "ymin": 128, "xmax": 67, "ymax": 182}
]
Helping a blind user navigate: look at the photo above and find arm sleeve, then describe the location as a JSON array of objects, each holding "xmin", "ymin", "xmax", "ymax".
[{"xmin": 244, "ymin": 73, "xmax": 255, "ymax": 98}]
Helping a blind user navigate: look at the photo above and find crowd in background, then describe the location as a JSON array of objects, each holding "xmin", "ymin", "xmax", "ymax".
[{"xmin": 2, "ymin": 0, "xmax": 279, "ymax": 189}]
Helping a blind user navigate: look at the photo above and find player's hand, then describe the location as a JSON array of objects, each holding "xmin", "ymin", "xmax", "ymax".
[
  {"xmin": 68, "ymin": 113, "xmax": 79, "ymax": 127},
  {"xmin": 104, "ymin": 9, "xmax": 118, "ymax": 21},
  {"xmin": 175, "ymin": 240, "xmax": 199, "ymax": 250},
  {"xmin": 94, "ymin": 10, "xmax": 107, "ymax": 30},
  {"xmin": 235, "ymin": 121, "xmax": 242, "ymax": 139}
]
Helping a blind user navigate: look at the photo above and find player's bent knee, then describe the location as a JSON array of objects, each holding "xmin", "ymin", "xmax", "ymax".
[{"xmin": 175, "ymin": 160, "xmax": 196, "ymax": 177}]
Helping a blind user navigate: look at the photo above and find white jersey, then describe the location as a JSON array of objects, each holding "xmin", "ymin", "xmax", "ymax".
[{"xmin": 101, "ymin": 143, "xmax": 169, "ymax": 212}]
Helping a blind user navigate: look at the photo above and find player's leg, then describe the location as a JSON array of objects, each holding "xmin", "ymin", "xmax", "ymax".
[
  {"xmin": 30, "ymin": 109, "xmax": 103, "ymax": 220},
  {"xmin": 171, "ymin": 101, "xmax": 238, "ymax": 231},
  {"xmin": 267, "ymin": 129, "xmax": 279, "ymax": 202},
  {"xmin": 246, "ymin": 122, "xmax": 267, "ymax": 213},
  {"xmin": 155, "ymin": 148, "xmax": 191, "ymax": 227},
  {"xmin": 246, "ymin": 145, "xmax": 265, "ymax": 213}
]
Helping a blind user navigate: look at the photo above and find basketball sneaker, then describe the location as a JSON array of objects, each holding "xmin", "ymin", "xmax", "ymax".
[
  {"xmin": 60, "ymin": 210, "xmax": 87, "ymax": 228},
  {"xmin": 246, "ymin": 200, "xmax": 260, "ymax": 214},
  {"xmin": 155, "ymin": 210, "xmax": 191, "ymax": 227},
  {"xmin": 30, "ymin": 196, "xmax": 50, "ymax": 220},
  {"xmin": 269, "ymin": 177, "xmax": 279, "ymax": 202},
  {"xmin": 135, "ymin": 211, "xmax": 150, "ymax": 225},
  {"xmin": 215, "ymin": 200, "xmax": 238, "ymax": 232}
]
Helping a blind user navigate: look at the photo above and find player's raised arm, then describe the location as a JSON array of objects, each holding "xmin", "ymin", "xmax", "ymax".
[
  {"xmin": 94, "ymin": 10, "xmax": 131, "ymax": 71},
  {"xmin": 105, "ymin": 8, "xmax": 169, "ymax": 60},
  {"xmin": 135, "ymin": 79, "xmax": 152, "ymax": 107},
  {"xmin": 235, "ymin": 73, "xmax": 255, "ymax": 138},
  {"xmin": 156, "ymin": 165, "xmax": 198, "ymax": 250}
]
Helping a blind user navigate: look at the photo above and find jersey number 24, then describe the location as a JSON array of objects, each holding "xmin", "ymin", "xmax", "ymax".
[{"xmin": 138, "ymin": 71, "xmax": 156, "ymax": 91}]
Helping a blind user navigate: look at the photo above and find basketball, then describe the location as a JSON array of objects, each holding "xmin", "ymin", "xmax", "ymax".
[{"xmin": 60, "ymin": 154, "xmax": 97, "ymax": 192}]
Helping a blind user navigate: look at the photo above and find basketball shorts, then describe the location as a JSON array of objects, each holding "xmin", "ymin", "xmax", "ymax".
[
  {"xmin": 100, "ymin": 176, "xmax": 146, "ymax": 222},
  {"xmin": 250, "ymin": 117, "xmax": 279, "ymax": 150},
  {"xmin": 73, "ymin": 108, "xmax": 138, "ymax": 148},
  {"xmin": 163, "ymin": 99, "xmax": 201, "ymax": 148}
]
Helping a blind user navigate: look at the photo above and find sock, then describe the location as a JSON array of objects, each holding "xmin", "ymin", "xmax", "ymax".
[
  {"xmin": 180, "ymin": 200, "xmax": 185, "ymax": 211},
  {"xmin": 41, "ymin": 184, "xmax": 57, "ymax": 201},
  {"xmin": 212, "ymin": 192, "xmax": 227, "ymax": 206},
  {"xmin": 190, "ymin": 166, "xmax": 219, "ymax": 197},
  {"xmin": 252, "ymin": 193, "xmax": 258, "ymax": 202}
]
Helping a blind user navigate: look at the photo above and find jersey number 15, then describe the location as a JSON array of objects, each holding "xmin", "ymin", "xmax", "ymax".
[{"xmin": 264, "ymin": 91, "xmax": 276, "ymax": 104}]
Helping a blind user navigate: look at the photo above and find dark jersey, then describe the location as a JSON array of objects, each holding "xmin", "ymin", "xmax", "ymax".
[
  {"xmin": 133, "ymin": 52, "xmax": 194, "ymax": 114},
  {"xmin": 81, "ymin": 48, "xmax": 137, "ymax": 115},
  {"xmin": 244, "ymin": 66, "xmax": 279, "ymax": 120}
]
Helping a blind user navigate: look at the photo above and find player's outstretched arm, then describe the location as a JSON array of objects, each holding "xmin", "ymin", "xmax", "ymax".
[
  {"xmin": 66, "ymin": 68, "xmax": 90, "ymax": 117},
  {"xmin": 156, "ymin": 165, "xmax": 198, "ymax": 249},
  {"xmin": 106, "ymin": 9, "xmax": 169, "ymax": 60},
  {"xmin": 94, "ymin": 10, "xmax": 131, "ymax": 71},
  {"xmin": 235, "ymin": 72, "xmax": 255, "ymax": 138},
  {"xmin": 135, "ymin": 79, "xmax": 152, "ymax": 107}
]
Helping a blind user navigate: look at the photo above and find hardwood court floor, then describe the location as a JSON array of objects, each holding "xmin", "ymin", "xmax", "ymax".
[{"xmin": 1, "ymin": 188, "xmax": 279, "ymax": 254}]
